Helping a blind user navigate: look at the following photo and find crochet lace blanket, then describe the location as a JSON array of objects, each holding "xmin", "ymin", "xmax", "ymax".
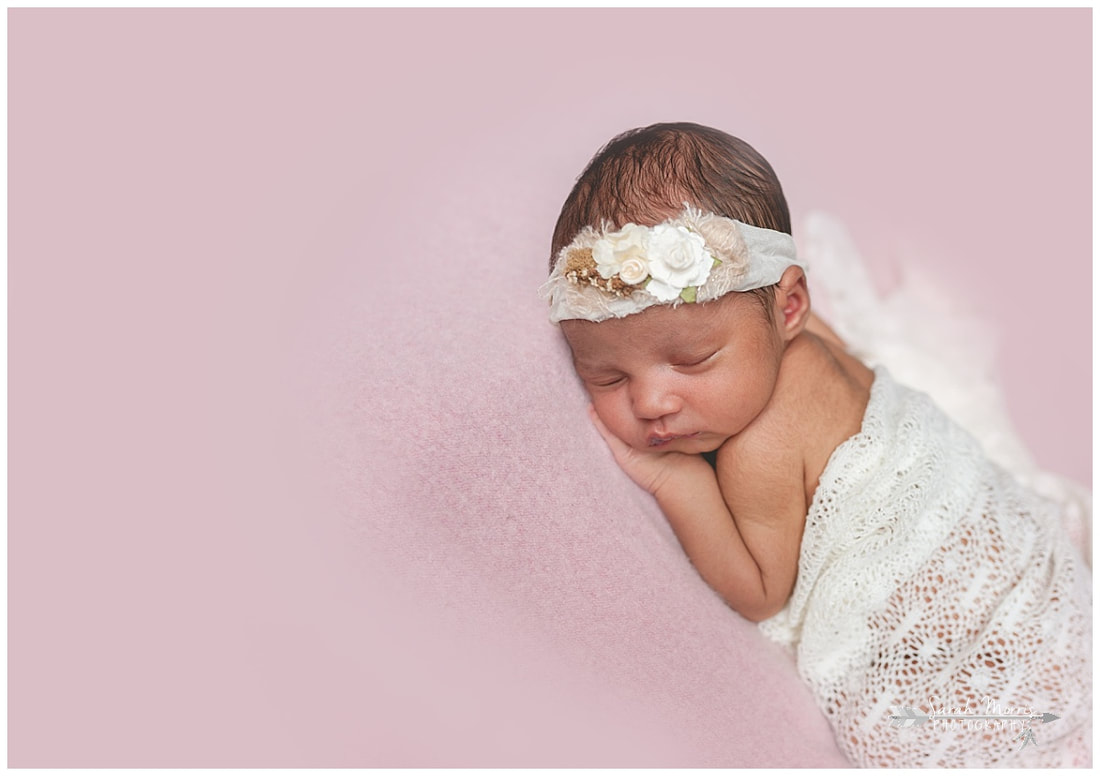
[{"xmin": 759, "ymin": 367, "xmax": 1092, "ymax": 767}]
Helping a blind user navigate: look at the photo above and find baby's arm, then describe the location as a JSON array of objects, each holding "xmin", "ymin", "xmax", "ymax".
[{"xmin": 589, "ymin": 407, "xmax": 801, "ymax": 622}]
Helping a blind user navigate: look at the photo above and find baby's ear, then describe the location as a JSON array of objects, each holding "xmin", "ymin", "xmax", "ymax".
[{"xmin": 775, "ymin": 266, "xmax": 811, "ymax": 341}]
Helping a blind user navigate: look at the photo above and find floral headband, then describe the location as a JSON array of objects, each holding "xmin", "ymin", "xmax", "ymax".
[{"xmin": 541, "ymin": 205, "xmax": 806, "ymax": 323}]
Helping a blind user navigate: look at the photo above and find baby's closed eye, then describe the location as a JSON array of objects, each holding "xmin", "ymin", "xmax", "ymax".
[
  {"xmin": 579, "ymin": 371, "xmax": 626, "ymax": 389},
  {"xmin": 673, "ymin": 350, "xmax": 718, "ymax": 370},
  {"xmin": 588, "ymin": 376, "xmax": 625, "ymax": 388}
]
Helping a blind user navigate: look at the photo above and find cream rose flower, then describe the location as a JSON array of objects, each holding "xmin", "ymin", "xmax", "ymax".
[
  {"xmin": 592, "ymin": 223, "xmax": 649, "ymax": 280},
  {"xmin": 617, "ymin": 256, "xmax": 649, "ymax": 285},
  {"xmin": 644, "ymin": 224, "xmax": 714, "ymax": 301}
]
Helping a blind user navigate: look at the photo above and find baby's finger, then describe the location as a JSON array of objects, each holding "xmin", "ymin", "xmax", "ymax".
[
  {"xmin": 587, "ymin": 404, "xmax": 616, "ymax": 441},
  {"xmin": 587, "ymin": 404, "xmax": 623, "ymax": 445},
  {"xmin": 587, "ymin": 404, "xmax": 636, "ymax": 458}
]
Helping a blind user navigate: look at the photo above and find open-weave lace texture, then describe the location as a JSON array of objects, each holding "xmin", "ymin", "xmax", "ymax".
[{"xmin": 760, "ymin": 367, "xmax": 1092, "ymax": 767}]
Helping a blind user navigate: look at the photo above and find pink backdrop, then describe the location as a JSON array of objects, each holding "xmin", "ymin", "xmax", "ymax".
[{"xmin": 9, "ymin": 8, "xmax": 1090, "ymax": 767}]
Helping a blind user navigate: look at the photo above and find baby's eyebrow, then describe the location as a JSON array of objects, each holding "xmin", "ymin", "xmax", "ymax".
[{"xmin": 572, "ymin": 356, "xmax": 618, "ymax": 374}]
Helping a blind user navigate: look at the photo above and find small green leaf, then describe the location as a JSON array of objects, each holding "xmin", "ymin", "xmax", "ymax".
[
  {"xmin": 712, "ymin": 257, "xmax": 722, "ymax": 269},
  {"xmin": 679, "ymin": 286, "xmax": 697, "ymax": 304}
]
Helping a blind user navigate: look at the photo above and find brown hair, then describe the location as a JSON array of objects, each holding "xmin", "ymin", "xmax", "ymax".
[{"xmin": 550, "ymin": 122, "xmax": 791, "ymax": 271}]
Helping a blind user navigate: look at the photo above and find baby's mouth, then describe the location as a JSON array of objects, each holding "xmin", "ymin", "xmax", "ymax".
[{"xmin": 647, "ymin": 431, "xmax": 700, "ymax": 448}]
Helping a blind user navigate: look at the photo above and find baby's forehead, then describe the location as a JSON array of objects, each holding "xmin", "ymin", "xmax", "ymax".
[{"xmin": 562, "ymin": 299, "xmax": 738, "ymax": 360}]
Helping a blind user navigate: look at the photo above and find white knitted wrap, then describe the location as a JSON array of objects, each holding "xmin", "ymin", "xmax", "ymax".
[{"xmin": 760, "ymin": 367, "xmax": 1092, "ymax": 767}]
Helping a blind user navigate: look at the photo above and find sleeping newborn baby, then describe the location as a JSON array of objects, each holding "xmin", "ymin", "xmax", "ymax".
[{"xmin": 540, "ymin": 121, "xmax": 1091, "ymax": 767}]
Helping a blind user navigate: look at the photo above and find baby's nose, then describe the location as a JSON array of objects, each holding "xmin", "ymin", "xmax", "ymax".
[{"xmin": 631, "ymin": 377, "xmax": 681, "ymax": 420}]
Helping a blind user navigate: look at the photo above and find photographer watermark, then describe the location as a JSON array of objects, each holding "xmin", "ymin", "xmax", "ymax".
[{"xmin": 889, "ymin": 697, "xmax": 1060, "ymax": 752}]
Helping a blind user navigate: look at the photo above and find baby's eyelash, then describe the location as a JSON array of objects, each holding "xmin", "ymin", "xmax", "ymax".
[
  {"xmin": 589, "ymin": 376, "xmax": 624, "ymax": 388},
  {"xmin": 676, "ymin": 351, "xmax": 717, "ymax": 368}
]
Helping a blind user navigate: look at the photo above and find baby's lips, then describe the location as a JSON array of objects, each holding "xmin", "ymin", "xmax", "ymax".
[{"xmin": 647, "ymin": 431, "xmax": 700, "ymax": 447}]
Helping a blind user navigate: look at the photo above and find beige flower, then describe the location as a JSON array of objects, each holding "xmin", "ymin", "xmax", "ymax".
[{"xmin": 694, "ymin": 212, "xmax": 748, "ymax": 267}]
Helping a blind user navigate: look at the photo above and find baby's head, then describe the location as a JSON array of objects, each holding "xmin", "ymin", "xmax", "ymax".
[
  {"xmin": 550, "ymin": 122, "xmax": 791, "ymax": 266},
  {"xmin": 544, "ymin": 123, "xmax": 803, "ymax": 325},
  {"xmin": 544, "ymin": 123, "xmax": 812, "ymax": 452}
]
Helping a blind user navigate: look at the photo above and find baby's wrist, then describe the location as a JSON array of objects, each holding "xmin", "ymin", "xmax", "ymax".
[{"xmin": 651, "ymin": 453, "xmax": 714, "ymax": 499}]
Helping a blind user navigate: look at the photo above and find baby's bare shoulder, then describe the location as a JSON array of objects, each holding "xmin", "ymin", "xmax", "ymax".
[
  {"xmin": 713, "ymin": 407, "xmax": 808, "ymax": 561},
  {"xmin": 714, "ymin": 400, "xmax": 805, "ymax": 525},
  {"xmin": 720, "ymin": 334, "xmax": 873, "ymax": 505}
]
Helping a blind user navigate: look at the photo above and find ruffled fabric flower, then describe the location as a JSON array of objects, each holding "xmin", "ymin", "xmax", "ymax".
[{"xmin": 692, "ymin": 211, "xmax": 748, "ymax": 266}]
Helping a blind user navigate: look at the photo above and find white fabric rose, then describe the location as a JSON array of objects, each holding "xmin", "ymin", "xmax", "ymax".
[
  {"xmin": 591, "ymin": 223, "xmax": 649, "ymax": 280},
  {"xmin": 644, "ymin": 224, "xmax": 714, "ymax": 301}
]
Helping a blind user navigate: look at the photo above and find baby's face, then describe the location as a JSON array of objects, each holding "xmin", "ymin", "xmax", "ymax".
[{"xmin": 561, "ymin": 292, "xmax": 786, "ymax": 454}]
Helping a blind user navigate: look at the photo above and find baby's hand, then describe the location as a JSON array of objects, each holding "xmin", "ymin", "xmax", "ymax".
[{"xmin": 587, "ymin": 405, "xmax": 700, "ymax": 496}]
